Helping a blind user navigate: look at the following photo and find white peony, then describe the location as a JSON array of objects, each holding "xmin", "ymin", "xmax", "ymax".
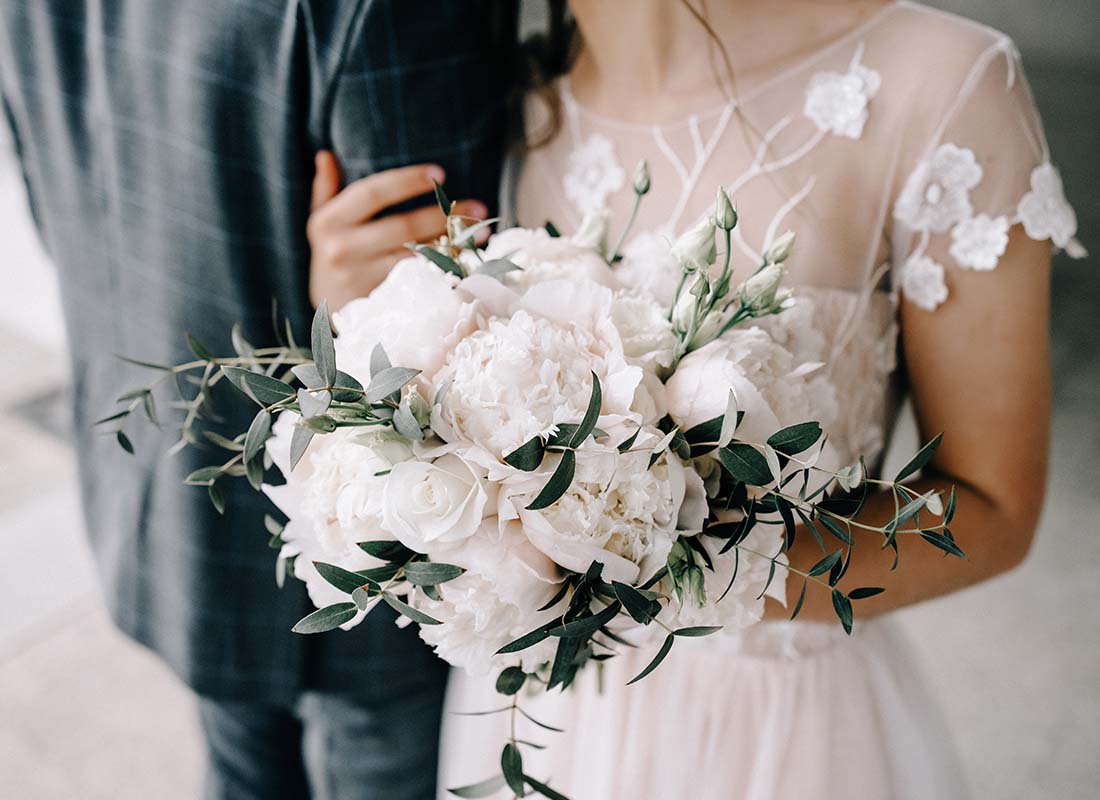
[
  {"xmin": 611, "ymin": 289, "xmax": 677, "ymax": 369},
  {"xmin": 665, "ymin": 327, "xmax": 822, "ymax": 448},
  {"xmin": 381, "ymin": 452, "xmax": 493, "ymax": 552},
  {"xmin": 332, "ymin": 256, "xmax": 478, "ymax": 384},
  {"xmin": 482, "ymin": 226, "xmax": 619, "ymax": 291},
  {"xmin": 431, "ymin": 296, "xmax": 641, "ymax": 457},
  {"xmin": 616, "ymin": 230, "xmax": 682, "ymax": 306},
  {"xmin": 502, "ymin": 432, "xmax": 706, "ymax": 585}
]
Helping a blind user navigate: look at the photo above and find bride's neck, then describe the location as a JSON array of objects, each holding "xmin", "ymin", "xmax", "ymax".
[{"xmin": 568, "ymin": 0, "xmax": 890, "ymax": 122}]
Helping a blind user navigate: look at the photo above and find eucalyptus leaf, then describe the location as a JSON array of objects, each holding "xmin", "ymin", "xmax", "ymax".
[
  {"xmin": 612, "ymin": 581, "xmax": 661, "ymax": 624},
  {"xmin": 497, "ymin": 624, "xmax": 553, "ymax": 655},
  {"xmin": 207, "ymin": 483, "xmax": 225, "ymax": 514},
  {"xmin": 432, "ymin": 179, "xmax": 451, "ymax": 214},
  {"xmin": 616, "ymin": 426, "xmax": 642, "ymax": 453},
  {"xmin": 404, "ymin": 562, "xmax": 465, "ymax": 587},
  {"xmin": 919, "ymin": 530, "xmax": 966, "ymax": 558},
  {"xmin": 185, "ymin": 332, "xmax": 216, "ymax": 362},
  {"xmin": 311, "ymin": 301, "xmax": 337, "ymax": 386},
  {"xmin": 568, "ymin": 372, "xmax": 602, "ymax": 447},
  {"xmin": 477, "ymin": 258, "xmax": 522, "ymax": 280},
  {"xmin": 849, "ymin": 586, "xmax": 886, "ymax": 600},
  {"xmin": 185, "ymin": 466, "xmax": 223, "ymax": 485},
  {"xmin": 549, "ymin": 601, "xmax": 621, "ymax": 639},
  {"xmin": 503, "ymin": 436, "xmax": 545, "ymax": 471},
  {"xmin": 501, "ymin": 744, "xmax": 524, "ymax": 797},
  {"xmin": 447, "ymin": 775, "xmax": 507, "ymax": 799},
  {"xmin": 831, "ymin": 589, "xmax": 853, "ymax": 635},
  {"xmin": 116, "ymin": 430, "xmax": 134, "ymax": 455},
  {"xmin": 292, "ymin": 602, "xmax": 358, "ymax": 634},
  {"xmin": 314, "ymin": 561, "xmax": 371, "ymax": 594},
  {"xmin": 416, "ymin": 245, "xmax": 465, "ymax": 278},
  {"xmin": 289, "ymin": 425, "xmax": 314, "ymax": 470},
  {"xmin": 718, "ymin": 444, "xmax": 772, "ymax": 485},
  {"xmin": 365, "ymin": 367, "xmax": 421, "ymax": 403},
  {"xmin": 672, "ymin": 626, "xmax": 722, "ymax": 637},
  {"xmin": 626, "ymin": 634, "xmax": 674, "ymax": 685},
  {"xmin": 243, "ymin": 410, "xmax": 272, "ymax": 464},
  {"xmin": 494, "ymin": 666, "xmax": 526, "ymax": 696},
  {"xmin": 766, "ymin": 421, "xmax": 822, "ymax": 456},
  {"xmin": 789, "ymin": 579, "xmax": 808, "ymax": 620},
  {"xmin": 523, "ymin": 775, "xmax": 570, "ymax": 800},
  {"xmin": 808, "ymin": 550, "xmax": 842, "ymax": 577},
  {"xmin": 357, "ymin": 540, "xmax": 416, "ymax": 562},
  {"xmin": 222, "ymin": 366, "xmax": 294, "ymax": 406},
  {"xmin": 393, "ymin": 400, "xmax": 423, "ymax": 440},
  {"xmin": 370, "ymin": 343, "xmax": 391, "ymax": 378},
  {"xmin": 381, "ymin": 592, "xmax": 442, "ymax": 625}
]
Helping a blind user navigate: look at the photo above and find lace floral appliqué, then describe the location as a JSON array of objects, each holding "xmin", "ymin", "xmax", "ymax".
[
  {"xmin": 563, "ymin": 133, "xmax": 625, "ymax": 216},
  {"xmin": 900, "ymin": 254, "xmax": 948, "ymax": 311},
  {"xmin": 949, "ymin": 214, "xmax": 1009, "ymax": 271},
  {"xmin": 1018, "ymin": 163, "xmax": 1086, "ymax": 257},
  {"xmin": 894, "ymin": 144, "xmax": 982, "ymax": 233},
  {"xmin": 803, "ymin": 50, "xmax": 881, "ymax": 139}
]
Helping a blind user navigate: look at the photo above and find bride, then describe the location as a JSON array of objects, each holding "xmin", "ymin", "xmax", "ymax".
[{"xmin": 305, "ymin": 2, "xmax": 1080, "ymax": 797}]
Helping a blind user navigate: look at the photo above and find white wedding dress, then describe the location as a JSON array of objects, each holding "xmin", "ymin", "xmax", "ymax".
[{"xmin": 437, "ymin": 3, "xmax": 1081, "ymax": 798}]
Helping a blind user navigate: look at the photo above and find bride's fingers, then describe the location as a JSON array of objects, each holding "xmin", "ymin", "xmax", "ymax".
[
  {"xmin": 310, "ymin": 150, "xmax": 342, "ymax": 212},
  {"xmin": 312, "ymin": 164, "xmax": 447, "ymax": 231},
  {"xmin": 366, "ymin": 199, "xmax": 488, "ymax": 251}
]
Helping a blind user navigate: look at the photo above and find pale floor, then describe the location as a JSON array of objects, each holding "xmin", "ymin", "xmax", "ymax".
[{"xmin": 2, "ymin": 129, "xmax": 1098, "ymax": 800}]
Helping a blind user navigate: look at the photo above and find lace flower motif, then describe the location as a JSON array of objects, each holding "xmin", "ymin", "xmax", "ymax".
[
  {"xmin": 949, "ymin": 214, "xmax": 1009, "ymax": 271},
  {"xmin": 894, "ymin": 144, "xmax": 983, "ymax": 233},
  {"xmin": 803, "ymin": 58, "xmax": 881, "ymax": 139},
  {"xmin": 1018, "ymin": 163, "xmax": 1083, "ymax": 254},
  {"xmin": 563, "ymin": 133, "xmax": 625, "ymax": 216},
  {"xmin": 900, "ymin": 254, "xmax": 948, "ymax": 311}
]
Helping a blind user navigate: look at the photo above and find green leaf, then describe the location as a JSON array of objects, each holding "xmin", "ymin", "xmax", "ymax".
[
  {"xmin": 393, "ymin": 400, "xmax": 423, "ymax": 440},
  {"xmin": 504, "ymin": 436, "xmax": 545, "ymax": 471},
  {"xmin": 207, "ymin": 483, "xmax": 225, "ymax": 514},
  {"xmin": 448, "ymin": 775, "xmax": 507, "ymax": 799},
  {"xmin": 381, "ymin": 592, "xmax": 442, "ymax": 625},
  {"xmin": 185, "ymin": 466, "xmax": 223, "ymax": 485},
  {"xmin": 616, "ymin": 426, "xmax": 642, "ymax": 453},
  {"xmin": 185, "ymin": 332, "xmax": 216, "ymax": 362},
  {"xmin": 919, "ymin": 530, "xmax": 966, "ymax": 558},
  {"xmin": 544, "ymin": 221, "xmax": 561, "ymax": 238},
  {"xmin": 944, "ymin": 486, "xmax": 958, "ymax": 524},
  {"xmin": 717, "ymin": 444, "xmax": 772, "ymax": 485},
  {"xmin": 831, "ymin": 590, "xmax": 853, "ymax": 635},
  {"xmin": 292, "ymin": 602, "xmax": 358, "ymax": 634},
  {"xmin": 568, "ymin": 372, "xmax": 602, "ymax": 447},
  {"xmin": 203, "ymin": 430, "xmax": 245, "ymax": 452},
  {"xmin": 523, "ymin": 775, "xmax": 570, "ymax": 800},
  {"xmin": 365, "ymin": 367, "xmax": 421, "ymax": 403},
  {"xmin": 231, "ymin": 322, "xmax": 254, "ymax": 357},
  {"xmin": 289, "ymin": 425, "xmax": 314, "ymax": 471},
  {"xmin": 549, "ymin": 601, "xmax": 621, "ymax": 639},
  {"xmin": 848, "ymin": 586, "xmax": 885, "ymax": 600},
  {"xmin": 291, "ymin": 365, "xmax": 365, "ymax": 402},
  {"xmin": 495, "ymin": 666, "xmax": 527, "ymax": 696},
  {"xmin": 789, "ymin": 579, "xmax": 808, "ymax": 620},
  {"xmin": 416, "ymin": 245, "xmax": 464, "ymax": 278},
  {"xmin": 243, "ymin": 410, "xmax": 272, "ymax": 464},
  {"xmin": 432, "ymin": 179, "xmax": 451, "ymax": 214},
  {"xmin": 116, "ymin": 430, "xmax": 134, "ymax": 455},
  {"xmin": 497, "ymin": 624, "xmax": 554, "ymax": 655},
  {"xmin": 477, "ymin": 258, "xmax": 522, "ymax": 280},
  {"xmin": 311, "ymin": 301, "xmax": 337, "ymax": 386},
  {"xmin": 818, "ymin": 514, "xmax": 852, "ymax": 545},
  {"xmin": 627, "ymin": 634, "xmax": 674, "ymax": 685},
  {"xmin": 264, "ymin": 514, "xmax": 285, "ymax": 537},
  {"xmin": 766, "ymin": 422, "xmax": 822, "ymax": 456},
  {"xmin": 808, "ymin": 550, "xmax": 842, "ymax": 577},
  {"xmin": 94, "ymin": 409, "xmax": 131, "ymax": 426},
  {"xmin": 298, "ymin": 387, "xmax": 332, "ymax": 419},
  {"xmin": 612, "ymin": 581, "xmax": 661, "ymax": 624},
  {"xmin": 221, "ymin": 366, "xmax": 295, "ymax": 406},
  {"xmin": 357, "ymin": 540, "xmax": 416, "ymax": 562},
  {"xmin": 894, "ymin": 432, "xmax": 943, "ymax": 483},
  {"xmin": 672, "ymin": 626, "xmax": 722, "ymax": 637},
  {"xmin": 501, "ymin": 744, "xmax": 524, "ymax": 797},
  {"xmin": 526, "ymin": 450, "xmax": 576, "ymax": 510},
  {"xmin": 547, "ymin": 636, "xmax": 581, "ymax": 690},
  {"xmin": 314, "ymin": 561, "xmax": 371, "ymax": 594},
  {"xmin": 403, "ymin": 562, "xmax": 465, "ymax": 587},
  {"xmin": 370, "ymin": 343, "xmax": 391, "ymax": 378}
]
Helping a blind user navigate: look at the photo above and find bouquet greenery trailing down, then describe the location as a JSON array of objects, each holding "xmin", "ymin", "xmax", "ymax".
[{"xmin": 101, "ymin": 164, "xmax": 963, "ymax": 799}]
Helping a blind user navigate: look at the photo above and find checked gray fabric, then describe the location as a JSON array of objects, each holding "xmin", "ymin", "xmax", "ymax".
[{"xmin": 0, "ymin": 0, "xmax": 513, "ymax": 703}]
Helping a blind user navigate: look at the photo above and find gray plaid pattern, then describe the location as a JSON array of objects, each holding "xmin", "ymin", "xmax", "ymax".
[{"xmin": 0, "ymin": 0, "xmax": 512, "ymax": 703}]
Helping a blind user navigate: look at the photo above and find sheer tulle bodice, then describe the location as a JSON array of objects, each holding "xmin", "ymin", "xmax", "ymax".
[{"xmin": 441, "ymin": 3, "xmax": 1081, "ymax": 797}]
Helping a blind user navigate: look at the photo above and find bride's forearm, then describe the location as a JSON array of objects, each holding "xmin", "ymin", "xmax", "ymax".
[{"xmin": 765, "ymin": 470, "xmax": 1038, "ymax": 622}]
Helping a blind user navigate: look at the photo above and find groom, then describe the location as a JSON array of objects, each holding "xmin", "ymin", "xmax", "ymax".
[{"xmin": 0, "ymin": 1, "xmax": 514, "ymax": 797}]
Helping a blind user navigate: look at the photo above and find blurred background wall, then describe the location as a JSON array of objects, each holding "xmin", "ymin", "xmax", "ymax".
[{"xmin": 1, "ymin": 2, "xmax": 1097, "ymax": 798}]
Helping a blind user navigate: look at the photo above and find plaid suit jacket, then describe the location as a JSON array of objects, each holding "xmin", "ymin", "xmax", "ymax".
[{"xmin": 0, "ymin": 0, "xmax": 514, "ymax": 702}]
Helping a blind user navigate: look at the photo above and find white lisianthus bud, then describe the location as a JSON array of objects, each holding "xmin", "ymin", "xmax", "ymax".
[
  {"xmin": 740, "ymin": 264, "xmax": 785, "ymax": 313},
  {"xmin": 714, "ymin": 188, "xmax": 737, "ymax": 231},
  {"xmin": 355, "ymin": 428, "xmax": 415, "ymax": 466},
  {"xmin": 763, "ymin": 230, "xmax": 796, "ymax": 264},
  {"xmin": 671, "ymin": 287, "xmax": 698, "ymax": 334},
  {"xmin": 670, "ymin": 216, "xmax": 717, "ymax": 272},
  {"xmin": 402, "ymin": 385, "xmax": 431, "ymax": 427},
  {"xmin": 632, "ymin": 159, "xmax": 651, "ymax": 196},
  {"xmin": 572, "ymin": 208, "xmax": 611, "ymax": 253}
]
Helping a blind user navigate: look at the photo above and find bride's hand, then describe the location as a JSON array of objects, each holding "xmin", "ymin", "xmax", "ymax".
[{"xmin": 307, "ymin": 150, "xmax": 487, "ymax": 310}]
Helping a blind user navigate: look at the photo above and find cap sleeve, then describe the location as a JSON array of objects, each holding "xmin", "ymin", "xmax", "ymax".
[{"xmin": 890, "ymin": 37, "xmax": 1085, "ymax": 311}]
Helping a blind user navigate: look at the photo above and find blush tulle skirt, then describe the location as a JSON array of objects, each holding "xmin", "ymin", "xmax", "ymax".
[{"xmin": 437, "ymin": 618, "xmax": 968, "ymax": 800}]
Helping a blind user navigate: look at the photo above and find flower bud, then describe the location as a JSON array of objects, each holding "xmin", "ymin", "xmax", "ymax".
[
  {"xmin": 763, "ymin": 230, "xmax": 795, "ymax": 264},
  {"xmin": 714, "ymin": 188, "xmax": 737, "ymax": 231},
  {"xmin": 670, "ymin": 216, "xmax": 717, "ymax": 272},
  {"xmin": 632, "ymin": 160, "xmax": 651, "ymax": 196},
  {"xmin": 740, "ymin": 264, "xmax": 785, "ymax": 313},
  {"xmin": 572, "ymin": 207, "xmax": 611, "ymax": 252},
  {"xmin": 402, "ymin": 385, "xmax": 431, "ymax": 428},
  {"xmin": 671, "ymin": 288, "xmax": 698, "ymax": 334}
]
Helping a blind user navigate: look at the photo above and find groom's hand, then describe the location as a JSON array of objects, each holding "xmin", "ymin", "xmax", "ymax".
[{"xmin": 307, "ymin": 151, "xmax": 488, "ymax": 310}]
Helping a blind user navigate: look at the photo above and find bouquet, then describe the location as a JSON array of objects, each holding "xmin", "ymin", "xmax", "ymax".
[{"xmin": 103, "ymin": 164, "xmax": 963, "ymax": 799}]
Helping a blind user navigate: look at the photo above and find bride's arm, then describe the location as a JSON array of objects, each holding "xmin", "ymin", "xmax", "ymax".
[{"xmin": 770, "ymin": 229, "xmax": 1051, "ymax": 620}]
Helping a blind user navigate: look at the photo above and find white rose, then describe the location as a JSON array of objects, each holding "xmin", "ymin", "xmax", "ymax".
[
  {"xmin": 332, "ymin": 256, "xmax": 478, "ymax": 383},
  {"xmin": 381, "ymin": 453, "xmax": 492, "ymax": 553}
]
